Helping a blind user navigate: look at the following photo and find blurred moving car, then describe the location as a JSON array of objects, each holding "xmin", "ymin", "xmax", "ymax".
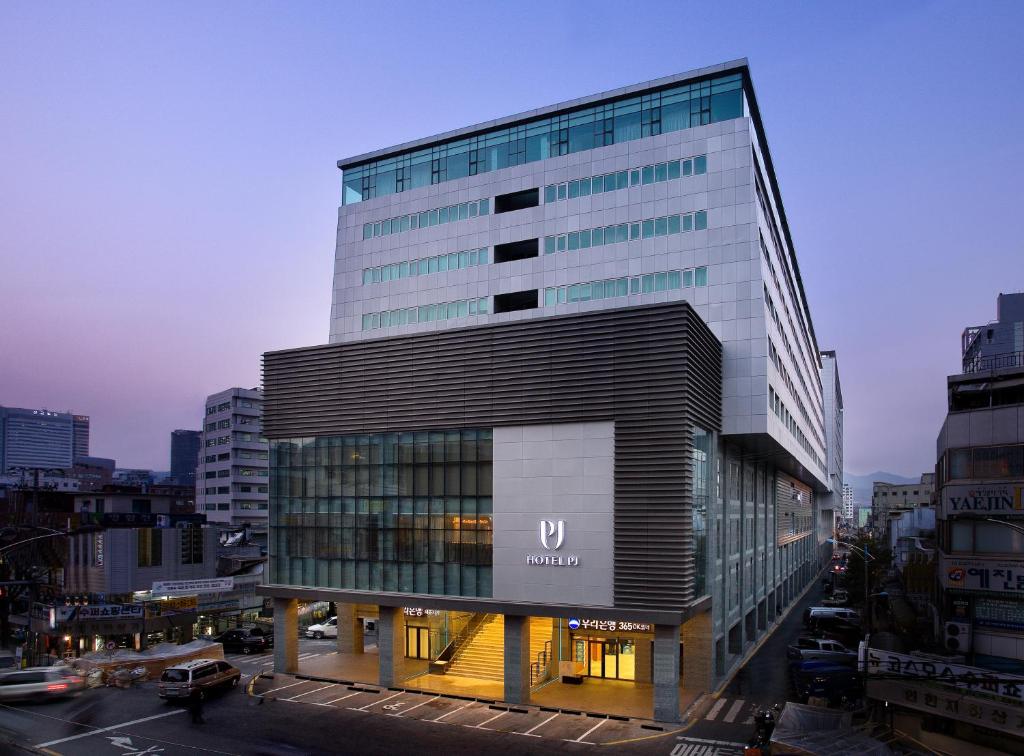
[
  {"xmin": 305, "ymin": 616, "xmax": 338, "ymax": 639},
  {"xmin": 0, "ymin": 667, "xmax": 85, "ymax": 702},
  {"xmin": 792, "ymin": 663, "xmax": 863, "ymax": 705},
  {"xmin": 821, "ymin": 590, "xmax": 849, "ymax": 607},
  {"xmin": 158, "ymin": 659, "xmax": 241, "ymax": 701},
  {"xmin": 211, "ymin": 627, "xmax": 274, "ymax": 655}
]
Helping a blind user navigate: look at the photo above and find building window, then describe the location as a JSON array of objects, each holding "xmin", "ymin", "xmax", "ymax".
[
  {"xmin": 181, "ymin": 527, "xmax": 204, "ymax": 565},
  {"xmin": 270, "ymin": 430, "xmax": 494, "ymax": 597},
  {"xmin": 138, "ymin": 529, "xmax": 162, "ymax": 567}
]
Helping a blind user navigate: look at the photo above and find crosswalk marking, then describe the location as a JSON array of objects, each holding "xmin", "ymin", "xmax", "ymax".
[
  {"xmin": 722, "ymin": 699, "xmax": 746, "ymax": 723},
  {"xmin": 704, "ymin": 698, "xmax": 727, "ymax": 721}
]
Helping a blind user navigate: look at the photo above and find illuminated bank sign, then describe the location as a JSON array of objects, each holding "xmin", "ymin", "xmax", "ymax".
[
  {"xmin": 526, "ymin": 519, "xmax": 580, "ymax": 566},
  {"xmin": 944, "ymin": 484, "xmax": 1024, "ymax": 516}
]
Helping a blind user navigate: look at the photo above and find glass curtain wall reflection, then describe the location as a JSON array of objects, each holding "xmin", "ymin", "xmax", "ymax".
[
  {"xmin": 270, "ymin": 430, "xmax": 493, "ymax": 596},
  {"xmin": 692, "ymin": 427, "xmax": 713, "ymax": 597}
]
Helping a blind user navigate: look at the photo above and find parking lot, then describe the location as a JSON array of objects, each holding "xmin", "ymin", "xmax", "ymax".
[{"xmin": 253, "ymin": 673, "xmax": 680, "ymax": 747}]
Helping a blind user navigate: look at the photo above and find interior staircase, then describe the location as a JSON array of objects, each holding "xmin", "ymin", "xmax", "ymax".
[
  {"xmin": 445, "ymin": 615, "xmax": 555, "ymax": 683},
  {"xmin": 447, "ymin": 615, "xmax": 505, "ymax": 680}
]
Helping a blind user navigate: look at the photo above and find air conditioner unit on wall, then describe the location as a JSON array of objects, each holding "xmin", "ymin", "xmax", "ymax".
[{"xmin": 944, "ymin": 621, "xmax": 971, "ymax": 652}]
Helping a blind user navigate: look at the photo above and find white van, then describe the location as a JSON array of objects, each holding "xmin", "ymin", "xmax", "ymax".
[{"xmin": 803, "ymin": 607, "xmax": 859, "ymax": 627}]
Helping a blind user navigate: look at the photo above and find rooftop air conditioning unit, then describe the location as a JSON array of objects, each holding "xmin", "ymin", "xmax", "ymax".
[{"xmin": 944, "ymin": 621, "xmax": 971, "ymax": 652}]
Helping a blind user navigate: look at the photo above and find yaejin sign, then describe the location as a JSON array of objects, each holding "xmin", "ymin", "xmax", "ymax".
[
  {"xmin": 944, "ymin": 483, "xmax": 1023, "ymax": 516},
  {"xmin": 526, "ymin": 519, "xmax": 580, "ymax": 567}
]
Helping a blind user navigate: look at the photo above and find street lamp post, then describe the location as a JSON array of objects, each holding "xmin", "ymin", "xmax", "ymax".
[{"xmin": 827, "ymin": 538, "xmax": 878, "ymax": 632}]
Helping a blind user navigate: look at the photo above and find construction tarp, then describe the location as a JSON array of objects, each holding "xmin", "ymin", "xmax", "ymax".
[{"xmin": 771, "ymin": 702, "xmax": 892, "ymax": 756}]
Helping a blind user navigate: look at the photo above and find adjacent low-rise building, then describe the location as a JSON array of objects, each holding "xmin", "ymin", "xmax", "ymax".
[{"xmin": 871, "ymin": 474, "xmax": 934, "ymax": 536}]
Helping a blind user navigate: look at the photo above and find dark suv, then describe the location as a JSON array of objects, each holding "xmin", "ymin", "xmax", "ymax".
[{"xmin": 212, "ymin": 627, "xmax": 274, "ymax": 655}]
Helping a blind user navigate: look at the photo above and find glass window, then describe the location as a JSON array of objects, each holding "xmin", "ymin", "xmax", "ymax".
[
  {"xmin": 949, "ymin": 449, "xmax": 971, "ymax": 479},
  {"xmin": 438, "ymin": 254, "xmax": 448, "ymax": 272},
  {"xmin": 579, "ymin": 177, "xmax": 591, "ymax": 196},
  {"xmin": 568, "ymin": 180, "xmax": 579, "ymax": 199},
  {"xmin": 641, "ymin": 274, "xmax": 654, "ymax": 293},
  {"xmin": 630, "ymin": 223, "xmax": 641, "ymax": 240},
  {"xmin": 695, "ymin": 211, "xmax": 707, "ymax": 230},
  {"xmin": 642, "ymin": 220, "xmax": 654, "ymax": 238},
  {"xmin": 557, "ymin": 184, "xmax": 566, "ymax": 200},
  {"xmin": 363, "ymin": 224, "xmax": 373, "ymax": 240},
  {"xmin": 603, "ymin": 174, "xmax": 615, "ymax": 192},
  {"xmin": 544, "ymin": 236, "xmax": 556, "ymax": 254},
  {"xmin": 591, "ymin": 176, "xmax": 603, "ymax": 194},
  {"xmin": 655, "ymin": 163, "xmax": 667, "ymax": 182},
  {"xmin": 544, "ymin": 288, "xmax": 557, "ymax": 306},
  {"xmin": 695, "ymin": 267, "xmax": 708, "ymax": 286},
  {"xmin": 655, "ymin": 272, "xmax": 667, "ymax": 291},
  {"xmin": 667, "ymin": 215, "xmax": 681, "ymax": 234},
  {"xmin": 951, "ymin": 522, "xmax": 973, "ymax": 552},
  {"xmin": 479, "ymin": 198, "xmax": 489, "ymax": 215},
  {"xmin": 616, "ymin": 171, "xmax": 628, "ymax": 189},
  {"xmin": 642, "ymin": 166, "xmax": 654, "ymax": 185},
  {"xmin": 616, "ymin": 224, "xmax": 628, "ymax": 243},
  {"xmin": 630, "ymin": 277, "xmax": 640, "ymax": 294},
  {"xmin": 545, "ymin": 185, "xmax": 556, "ymax": 203},
  {"xmin": 683, "ymin": 159, "xmax": 693, "ymax": 176},
  {"xmin": 683, "ymin": 214, "xmax": 693, "ymax": 232},
  {"xmin": 557, "ymin": 235, "xmax": 566, "ymax": 251},
  {"xmin": 630, "ymin": 169, "xmax": 640, "ymax": 186},
  {"xmin": 592, "ymin": 227, "xmax": 604, "ymax": 246},
  {"xmin": 667, "ymin": 270, "xmax": 681, "ymax": 289},
  {"xmin": 655, "ymin": 217, "xmax": 667, "ymax": 236},
  {"xmin": 683, "ymin": 269, "xmax": 694, "ymax": 287},
  {"xmin": 694, "ymin": 155, "xmax": 708, "ymax": 174},
  {"xmin": 667, "ymin": 161, "xmax": 681, "ymax": 180},
  {"xmin": 568, "ymin": 232, "xmax": 579, "ymax": 251}
]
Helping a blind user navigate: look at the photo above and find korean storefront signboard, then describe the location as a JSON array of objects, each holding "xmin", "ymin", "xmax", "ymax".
[
  {"xmin": 144, "ymin": 596, "xmax": 198, "ymax": 618},
  {"xmin": 865, "ymin": 648, "xmax": 1024, "ymax": 705},
  {"xmin": 940, "ymin": 555, "xmax": 1024, "ymax": 594},
  {"xmin": 568, "ymin": 618, "xmax": 652, "ymax": 633},
  {"xmin": 151, "ymin": 577, "xmax": 234, "ymax": 596},
  {"xmin": 943, "ymin": 483, "xmax": 1024, "ymax": 517},
  {"xmin": 868, "ymin": 680, "xmax": 1024, "ymax": 738},
  {"xmin": 59, "ymin": 604, "xmax": 145, "ymax": 623}
]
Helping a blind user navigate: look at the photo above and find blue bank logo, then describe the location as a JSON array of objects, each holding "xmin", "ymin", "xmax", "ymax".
[{"xmin": 568, "ymin": 618, "xmax": 580, "ymax": 630}]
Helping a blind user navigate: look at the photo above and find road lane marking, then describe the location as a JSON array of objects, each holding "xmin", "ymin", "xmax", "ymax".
[
  {"xmin": 429, "ymin": 702, "xmax": 473, "ymax": 722},
  {"xmin": 36, "ymin": 710, "xmax": 186, "ymax": 747},
  {"xmin": 722, "ymin": 699, "xmax": 746, "ymax": 723},
  {"xmin": 262, "ymin": 680, "xmax": 307, "ymax": 695},
  {"xmin": 705, "ymin": 698, "xmax": 727, "ymax": 720},
  {"xmin": 351, "ymin": 691, "xmax": 403, "ymax": 711},
  {"xmin": 388, "ymin": 695, "xmax": 440, "ymax": 716},
  {"xmin": 284, "ymin": 684, "xmax": 335, "ymax": 701},
  {"xmin": 570, "ymin": 718, "xmax": 608, "ymax": 744},
  {"xmin": 521, "ymin": 712, "xmax": 560, "ymax": 735}
]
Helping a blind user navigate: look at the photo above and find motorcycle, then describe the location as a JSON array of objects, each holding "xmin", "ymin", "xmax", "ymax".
[{"xmin": 743, "ymin": 704, "xmax": 780, "ymax": 756}]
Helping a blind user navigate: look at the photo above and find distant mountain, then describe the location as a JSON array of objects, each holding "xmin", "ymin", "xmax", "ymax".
[{"xmin": 843, "ymin": 471, "xmax": 919, "ymax": 506}]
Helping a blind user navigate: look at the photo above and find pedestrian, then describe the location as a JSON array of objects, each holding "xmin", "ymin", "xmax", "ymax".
[{"xmin": 188, "ymin": 693, "xmax": 205, "ymax": 725}]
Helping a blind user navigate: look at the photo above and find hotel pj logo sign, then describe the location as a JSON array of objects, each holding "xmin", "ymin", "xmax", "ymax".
[
  {"xmin": 527, "ymin": 519, "xmax": 579, "ymax": 566},
  {"xmin": 944, "ymin": 484, "xmax": 1024, "ymax": 516}
]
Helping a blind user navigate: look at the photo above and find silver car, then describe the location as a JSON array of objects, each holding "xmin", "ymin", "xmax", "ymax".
[{"xmin": 0, "ymin": 667, "xmax": 86, "ymax": 702}]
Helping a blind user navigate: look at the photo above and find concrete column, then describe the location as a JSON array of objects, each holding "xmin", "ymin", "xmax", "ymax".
[
  {"xmin": 273, "ymin": 598, "xmax": 299, "ymax": 674},
  {"xmin": 652, "ymin": 624, "xmax": 681, "ymax": 723},
  {"xmin": 503, "ymin": 615, "xmax": 530, "ymax": 704},
  {"xmin": 681, "ymin": 611, "xmax": 713, "ymax": 692},
  {"xmin": 378, "ymin": 606, "xmax": 405, "ymax": 688},
  {"xmin": 635, "ymin": 636, "xmax": 653, "ymax": 684},
  {"xmin": 337, "ymin": 603, "xmax": 364, "ymax": 654}
]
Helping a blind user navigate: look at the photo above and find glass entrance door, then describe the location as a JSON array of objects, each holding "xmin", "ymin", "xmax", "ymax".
[{"xmin": 405, "ymin": 626, "xmax": 430, "ymax": 659}]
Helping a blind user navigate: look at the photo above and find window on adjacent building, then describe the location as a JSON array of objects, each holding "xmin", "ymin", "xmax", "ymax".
[{"xmin": 138, "ymin": 529, "xmax": 162, "ymax": 567}]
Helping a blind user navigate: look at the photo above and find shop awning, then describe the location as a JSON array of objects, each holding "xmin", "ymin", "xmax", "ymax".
[{"xmin": 771, "ymin": 703, "xmax": 893, "ymax": 756}]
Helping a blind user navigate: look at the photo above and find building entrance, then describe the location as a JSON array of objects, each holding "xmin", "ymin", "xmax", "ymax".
[
  {"xmin": 405, "ymin": 626, "xmax": 430, "ymax": 659},
  {"xmin": 574, "ymin": 638, "xmax": 636, "ymax": 680}
]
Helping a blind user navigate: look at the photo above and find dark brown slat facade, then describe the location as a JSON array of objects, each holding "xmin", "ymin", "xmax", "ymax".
[{"xmin": 262, "ymin": 302, "xmax": 721, "ymax": 610}]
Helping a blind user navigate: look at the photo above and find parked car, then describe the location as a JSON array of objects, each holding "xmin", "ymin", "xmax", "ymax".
[
  {"xmin": 792, "ymin": 663, "xmax": 863, "ymax": 705},
  {"xmin": 786, "ymin": 636, "xmax": 857, "ymax": 665},
  {"xmin": 306, "ymin": 616, "xmax": 338, "ymax": 639},
  {"xmin": 821, "ymin": 590, "xmax": 849, "ymax": 607},
  {"xmin": 0, "ymin": 667, "xmax": 85, "ymax": 702},
  {"xmin": 211, "ymin": 627, "xmax": 273, "ymax": 655},
  {"xmin": 158, "ymin": 659, "xmax": 241, "ymax": 701},
  {"xmin": 803, "ymin": 607, "xmax": 859, "ymax": 629}
]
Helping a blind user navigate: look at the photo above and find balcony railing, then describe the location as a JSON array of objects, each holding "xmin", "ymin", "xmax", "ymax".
[{"xmin": 962, "ymin": 350, "xmax": 1024, "ymax": 374}]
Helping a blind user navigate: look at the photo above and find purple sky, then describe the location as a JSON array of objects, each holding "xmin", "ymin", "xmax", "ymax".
[{"xmin": 1, "ymin": 1, "xmax": 1022, "ymax": 474}]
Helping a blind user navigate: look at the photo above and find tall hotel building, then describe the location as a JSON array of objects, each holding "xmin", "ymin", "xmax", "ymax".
[{"xmin": 261, "ymin": 60, "xmax": 832, "ymax": 722}]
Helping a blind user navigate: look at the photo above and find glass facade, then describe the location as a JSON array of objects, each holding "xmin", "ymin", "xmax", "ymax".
[
  {"xmin": 363, "ymin": 247, "xmax": 489, "ymax": 285},
  {"xmin": 361, "ymin": 297, "xmax": 490, "ymax": 331},
  {"xmin": 342, "ymin": 73, "xmax": 744, "ymax": 204},
  {"xmin": 692, "ymin": 428, "xmax": 713, "ymax": 597},
  {"xmin": 270, "ymin": 431, "xmax": 494, "ymax": 596},
  {"xmin": 542, "ymin": 267, "xmax": 708, "ymax": 307},
  {"xmin": 544, "ymin": 211, "xmax": 707, "ymax": 255}
]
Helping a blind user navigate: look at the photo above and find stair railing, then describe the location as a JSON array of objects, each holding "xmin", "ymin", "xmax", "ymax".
[{"xmin": 434, "ymin": 612, "xmax": 491, "ymax": 665}]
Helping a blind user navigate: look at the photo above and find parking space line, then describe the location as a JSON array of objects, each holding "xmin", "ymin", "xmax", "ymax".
[
  {"xmin": 470, "ymin": 710, "xmax": 507, "ymax": 729},
  {"xmin": 705, "ymin": 698, "xmax": 727, "ymax": 720},
  {"xmin": 429, "ymin": 702, "xmax": 474, "ymax": 722},
  {"xmin": 284, "ymin": 684, "xmax": 335, "ymax": 701},
  {"xmin": 351, "ymin": 691, "xmax": 403, "ymax": 711},
  {"xmin": 520, "ymin": 712, "xmax": 560, "ymax": 736},
  {"xmin": 388, "ymin": 695, "xmax": 440, "ymax": 717},
  {"xmin": 722, "ymin": 699, "xmax": 745, "ymax": 723},
  {"xmin": 322, "ymin": 690, "xmax": 365, "ymax": 705},
  {"xmin": 262, "ymin": 680, "xmax": 306, "ymax": 695},
  {"xmin": 569, "ymin": 718, "xmax": 608, "ymax": 744}
]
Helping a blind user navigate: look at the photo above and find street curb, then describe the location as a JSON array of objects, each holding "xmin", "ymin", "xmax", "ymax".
[{"xmin": 0, "ymin": 735, "xmax": 53, "ymax": 755}]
